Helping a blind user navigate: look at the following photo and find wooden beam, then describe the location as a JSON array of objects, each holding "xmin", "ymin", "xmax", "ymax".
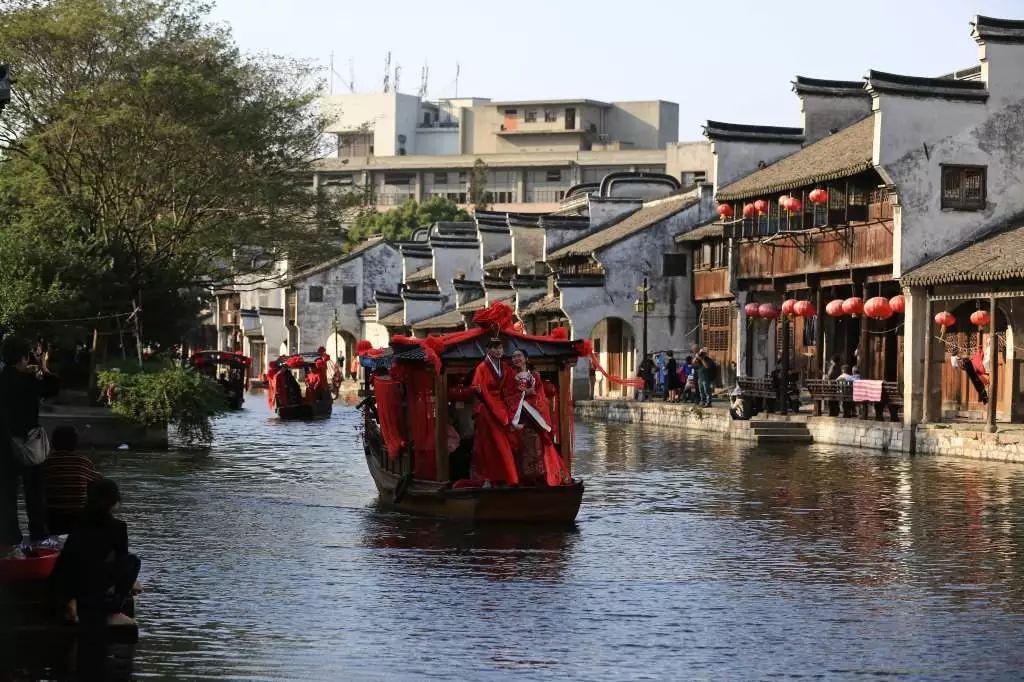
[
  {"xmin": 858, "ymin": 281, "xmax": 869, "ymax": 378},
  {"xmin": 558, "ymin": 365, "xmax": 573, "ymax": 477},
  {"xmin": 435, "ymin": 371, "xmax": 450, "ymax": 481},
  {"xmin": 987, "ymin": 295, "xmax": 998, "ymax": 432}
]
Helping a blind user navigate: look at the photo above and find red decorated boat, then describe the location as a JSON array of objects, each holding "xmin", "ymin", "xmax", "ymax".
[
  {"xmin": 189, "ymin": 350, "xmax": 251, "ymax": 409},
  {"xmin": 269, "ymin": 352, "xmax": 334, "ymax": 420},
  {"xmin": 358, "ymin": 303, "xmax": 585, "ymax": 523}
]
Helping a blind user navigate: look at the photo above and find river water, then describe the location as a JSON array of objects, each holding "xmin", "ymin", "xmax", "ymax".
[{"xmin": 15, "ymin": 396, "xmax": 1024, "ymax": 680}]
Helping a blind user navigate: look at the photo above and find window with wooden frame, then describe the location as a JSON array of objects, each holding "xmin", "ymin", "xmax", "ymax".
[
  {"xmin": 941, "ymin": 165, "xmax": 986, "ymax": 210},
  {"xmin": 544, "ymin": 110, "xmax": 558, "ymax": 123},
  {"xmin": 308, "ymin": 286, "xmax": 324, "ymax": 303},
  {"xmin": 524, "ymin": 109, "xmax": 537, "ymax": 123},
  {"xmin": 341, "ymin": 286, "xmax": 357, "ymax": 304}
]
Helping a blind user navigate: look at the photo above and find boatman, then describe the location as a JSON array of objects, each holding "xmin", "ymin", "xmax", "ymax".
[{"xmin": 470, "ymin": 338, "xmax": 519, "ymax": 487}]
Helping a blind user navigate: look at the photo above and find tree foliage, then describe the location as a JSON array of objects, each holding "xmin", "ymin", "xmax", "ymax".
[
  {"xmin": 469, "ymin": 158, "xmax": 491, "ymax": 212},
  {"xmin": 344, "ymin": 196, "xmax": 470, "ymax": 248},
  {"xmin": 0, "ymin": 0, "xmax": 343, "ymax": 342},
  {"xmin": 98, "ymin": 365, "xmax": 227, "ymax": 446}
]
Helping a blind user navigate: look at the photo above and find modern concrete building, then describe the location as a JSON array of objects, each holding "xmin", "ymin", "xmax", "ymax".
[{"xmin": 316, "ymin": 92, "xmax": 712, "ymax": 213}]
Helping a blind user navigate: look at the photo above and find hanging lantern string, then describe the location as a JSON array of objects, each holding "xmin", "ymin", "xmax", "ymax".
[{"xmin": 866, "ymin": 322, "xmax": 904, "ymax": 335}]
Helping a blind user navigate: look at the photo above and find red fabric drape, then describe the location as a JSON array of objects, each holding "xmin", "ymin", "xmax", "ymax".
[
  {"xmin": 373, "ymin": 377, "xmax": 405, "ymax": 460},
  {"xmin": 406, "ymin": 367, "xmax": 437, "ymax": 480}
]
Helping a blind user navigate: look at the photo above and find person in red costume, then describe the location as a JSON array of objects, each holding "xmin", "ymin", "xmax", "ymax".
[
  {"xmin": 268, "ymin": 356, "xmax": 290, "ymax": 408},
  {"xmin": 504, "ymin": 349, "xmax": 569, "ymax": 486},
  {"xmin": 470, "ymin": 338, "xmax": 519, "ymax": 487},
  {"xmin": 305, "ymin": 358, "xmax": 327, "ymax": 403}
]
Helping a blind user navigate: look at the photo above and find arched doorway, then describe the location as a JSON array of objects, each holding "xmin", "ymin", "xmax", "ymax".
[
  {"xmin": 938, "ymin": 301, "xmax": 1012, "ymax": 421},
  {"xmin": 590, "ymin": 317, "xmax": 636, "ymax": 399},
  {"xmin": 324, "ymin": 329, "xmax": 358, "ymax": 380}
]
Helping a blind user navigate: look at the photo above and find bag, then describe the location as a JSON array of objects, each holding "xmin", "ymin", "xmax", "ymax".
[{"xmin": 10, "ymin": 427, "xmax": 51, "ymax": 466}]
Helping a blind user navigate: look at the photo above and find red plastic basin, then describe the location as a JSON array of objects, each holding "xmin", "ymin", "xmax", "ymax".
[{"xmin": 0, "ymin": 548, "xmax": 59, "ymax": 583}]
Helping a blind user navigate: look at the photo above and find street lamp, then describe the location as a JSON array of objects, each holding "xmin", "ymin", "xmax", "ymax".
[{"xmin": 634, "ymin": 277, "xmax": 656, "ymax": 361}]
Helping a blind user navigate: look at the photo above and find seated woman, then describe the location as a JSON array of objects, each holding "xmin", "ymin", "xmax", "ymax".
[
  {"xmin": 503, "ymin": 349, "xmax": 569, "ymax": 487},
  {"xmin": 50, "ymin": 478, "xmax": 140, "ymax": 627}
]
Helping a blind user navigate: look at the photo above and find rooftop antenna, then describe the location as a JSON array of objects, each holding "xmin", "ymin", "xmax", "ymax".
[
  {"xmin": 348, "ymin": 58, "xmax": 356, "ymax": 93},
  {"xmin": 455, "ymin": 62, "xmax": 460, "ymax": 98},
  {"xmin": 418, "ymin": 63, "xmax": 429, "ymax": 98},
  {"xmin": 382, "ymin": 51, "xmax": 391, "ymax": 92},
  {"xmin": 329, "ymin": 51, "xmax": 334, "ymax": 94},
  {"xmin": 394, "ymin": 64, "xmax": 401, "ymax": 93}
]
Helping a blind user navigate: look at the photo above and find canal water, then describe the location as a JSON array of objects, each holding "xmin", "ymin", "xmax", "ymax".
[{"xmin": 15, "ymin": 397, "xmax": 1024, "ymax": 679}]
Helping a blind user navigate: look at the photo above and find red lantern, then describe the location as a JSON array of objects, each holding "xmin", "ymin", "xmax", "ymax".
[
  {"xmin": 717, "ymin": 203, "xmax": 734, "ymax": 220},
  {"xmin": 889, "ymin": 294, "xmax": 905, "ymax": 315},
  {"xmin": 842, "ymin": 297, "xmax": 864, "ymax": 317},
  {"xmin": 753, "ymin": 199, "xmax": 769, "ymax": 215},
  {"xmin": 742, "ymin": 203, "xmax": 756, "ymax": 219},
  {"xmin": 744, "ymin": 302, "xmax": 761, "ymax": 318},
  {"xmin": 779, "ymin": 195, "xmax": 792, "ymax": 208},
  {"xmin": 809, "ymin": 188, "xmax": 829, "ymax": 205},
  {"xmin": 864, "ymin": 296, "xmax": 893, "ymax": 320},
  {"xmin": 825, "ymin": 299, "xmax": 846, "ymax": 317},
  {"xmin": 970, "ymin": 309, "xmax": 991, "ymax": 329},
  {"xmin": 934, "ymin": 311, "xmax": 956, "ymax": 339},
  {"xmin": 781, "ymin": 299, "xmax": 797, "ymax": 318},
  {"xmin": 794, "ymin": 300, "xmax": 816, "ymax": 318},
  {"xmin": 786, "ymin": 197, "xmax": 802, "ymax": 213},
  {"xmin": 758, "ymin": 303, "xmax": 779, "ymax": 319}
]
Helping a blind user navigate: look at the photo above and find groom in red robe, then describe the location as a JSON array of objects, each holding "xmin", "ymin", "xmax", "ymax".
[{"xmin": 471, "ymin": 338, "xmax": 519, "ymax": 486}]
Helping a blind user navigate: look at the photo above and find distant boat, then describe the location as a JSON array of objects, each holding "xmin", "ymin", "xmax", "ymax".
[
  {"xmin": 359, "ymin": 310, "xmax": 584, "ymax": 523},
  {"xmin": 189, "ymin": 350, "xmax": 251, "ymax": 410},
  {"xmin": 271, "ymin": 353, "xmax": 334, "ymax": 420}
]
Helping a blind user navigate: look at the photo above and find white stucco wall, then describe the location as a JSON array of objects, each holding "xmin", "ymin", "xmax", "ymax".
[
  {"xmin": 713, "ymin": 139, "xmax": 802, "ymax": 190},
  {"xmin": 800, "ymin": 93, "xmax": 872, "ymax": 145},
  {"xmin": 433, "ymin": 245, "xmax": 483, "ymax": 305},
  {"xmin": 510, "ymin": 226, "xmax": 545, "ymax": 273},
  {"xmin": 415, "ymin": 128, "xmax": 460, "ymax": 155}
]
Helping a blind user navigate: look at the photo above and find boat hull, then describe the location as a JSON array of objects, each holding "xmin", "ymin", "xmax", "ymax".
[
  {"xmin": 276, "ymin": 397, "xmax": 333, "ymax": 420},
  {"xmin": 363, "ymin": 440, "xmax": 583, "ymax": 523}
]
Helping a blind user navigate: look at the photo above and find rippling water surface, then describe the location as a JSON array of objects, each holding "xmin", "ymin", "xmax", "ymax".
[{"xmin": 21, "ymin": 397, "xmax": 1024, "ymax": 679}]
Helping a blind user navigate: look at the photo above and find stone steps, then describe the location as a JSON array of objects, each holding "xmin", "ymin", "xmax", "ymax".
[{"xmin": 748, "ymin": 420, "xmax": 813, "ymax": 445}]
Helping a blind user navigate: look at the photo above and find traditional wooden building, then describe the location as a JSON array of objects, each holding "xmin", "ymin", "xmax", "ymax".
[{"xmin": 709, "ymin": 108, "xmax": 898, "ymax": 386}]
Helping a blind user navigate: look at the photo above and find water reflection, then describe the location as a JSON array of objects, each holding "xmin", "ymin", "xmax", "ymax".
[{"xmin": 6, "ymin": 399, "xmax": 1024, "ymax": 679}]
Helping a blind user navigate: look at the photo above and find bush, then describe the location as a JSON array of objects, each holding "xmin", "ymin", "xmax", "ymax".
[{"xmin": 98, "ymin": 366, "xmax": 227, "ymax": 446}]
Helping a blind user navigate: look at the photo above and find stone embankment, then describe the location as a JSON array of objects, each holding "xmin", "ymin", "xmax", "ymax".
[{"xmin": 576, "ymin": 400, "xmax": 1024, "ymax": 463}]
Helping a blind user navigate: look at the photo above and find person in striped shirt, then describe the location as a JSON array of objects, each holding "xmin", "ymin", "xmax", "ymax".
[{"xmin": 44, "ymin": 426, "xmax": 100, "ymax": 535}]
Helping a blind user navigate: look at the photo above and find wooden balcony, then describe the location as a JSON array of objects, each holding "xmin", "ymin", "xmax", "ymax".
[
  {"xmin": 735, "ymin": 219, "xmax": 894, "ymax": 281},
  {"xmin": 694, "ymin": 268, "xmax": 730, "ymax": 300}
]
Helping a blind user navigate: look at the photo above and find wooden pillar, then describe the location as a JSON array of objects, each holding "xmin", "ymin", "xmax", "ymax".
[
  {"xmin": 780, "ymin": 313, "xmax": 790, "ymax": 415},
  {"xmin": 858, "ymin": 281, "xmax": 869, "ymax": 378},
  {"xmin": 435, "ymin": 371, "xmax": 450, "ymax": 481},
  {"xmin": 815, "ymin": 287, "xmax": 826, "ymax": 376},
  {"xmin": 987, "ymin": 295, "xmax": 998, "ymax": 432},
  {"xmin": 921, "ymin": 293, "xmax": 934, "ymax": 424},
  {"xmin": 558, "ymin": 365, "xmax": 573, "ymax": 476}
]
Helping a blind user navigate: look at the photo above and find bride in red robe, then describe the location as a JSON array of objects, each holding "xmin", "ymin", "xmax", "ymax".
[
  {"xmin": 504, "ymin": 349, "xmax": 570, "ymax": 486},
  {"xmin": 470, "ymin": 339, "xmax": 519, "ymax": 486}
]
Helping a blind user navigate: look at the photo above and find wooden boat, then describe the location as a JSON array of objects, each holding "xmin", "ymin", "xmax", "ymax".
[
  {"xmin": 272, "ymin": 352, "xmax": 334, "ymax": 420},
  {"xmin": 359, "ymin": 309, "xmax": 584, "ymax": 523},
  {"xmin": 189, "ymin": 350, "xmax": 250, "ymax": 410}
]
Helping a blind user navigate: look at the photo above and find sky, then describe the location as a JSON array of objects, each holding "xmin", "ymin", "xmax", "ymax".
[{"xmin": 209, "ymin": 0, "xmax": 1023, "ymax": 140}]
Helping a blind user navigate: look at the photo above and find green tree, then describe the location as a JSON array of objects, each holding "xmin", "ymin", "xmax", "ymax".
[
  {"xmin": 345, "ymin": 196, "xmax": 470, "ymax": 248},
  {"xmin": 468, "ymin": 158, "xmax": 492, "ymax": 211},
  {"xmin": 0, "ymin": 0, "xmax": 343, "ymax": 343}
]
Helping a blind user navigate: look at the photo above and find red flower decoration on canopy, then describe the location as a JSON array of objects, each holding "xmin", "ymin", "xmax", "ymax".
[
  {"xmin": 889, "ymin": 294, "xmax": 905, "ymax": 314},
  {"xmin": 744, "ymin": 302, "xmax": 761, "ymax": 318},
  {"xmin": 970, "ymin": 309, "xmax": 991, "ymax": 328},
  {"xmin": 842, "ymin": 297, "xmax": 864, "ymax": 317},
  {"xmin": 794, "ymin": 300, "xmax": 816, "ymax": 318},
  {"xmin": 473, "ymin": 301, "xmax": 514, "ymax": 331},
  {"xmin": 809, "ymin": 188, "xmax": 828, "ymax": 205},
  {"xmin": 285, "ymin": 356, "xmax": 305, "ymax": 368},
  {"xmin": 825, "ymin": 299, "xmax": 846, "ymax": 317},
  {"xmin": 549, "ymin": 327, "xmax": 569, "ymax": 340},
  {"xmin": 356, "ymin": 340, "xmax": 374, "ymax": 355},
  {"xmin": 717, "ymin": 203, "xmax": 734, "ymax": 220},
  {"xmin": 864, "ymin": 296, "xmax": 893, "ymax": 320},
  {"xmin": 781, "ymin": 299, "xmax": 797, "ymax": 318}
]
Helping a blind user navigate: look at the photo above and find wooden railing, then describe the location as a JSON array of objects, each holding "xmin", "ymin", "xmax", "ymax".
[
  {"xmin": 735, "ymin": 220, "xmax": 893, "ymax": 280},
  {"xmin": 694, "ymin": 268, "xmax": 729, "ymax": 300}
]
